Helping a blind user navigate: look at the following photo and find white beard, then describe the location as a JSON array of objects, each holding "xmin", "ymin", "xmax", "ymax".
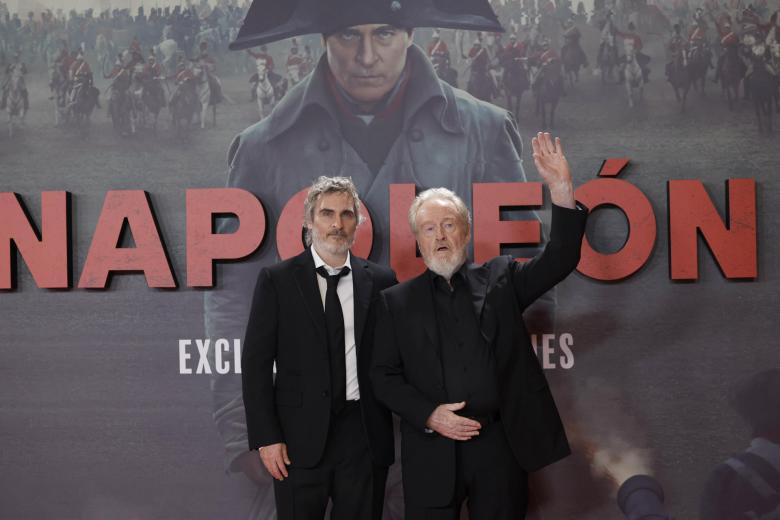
[{"xmin": 425, "ymin": 248, "xmax": 467, "ymax": 281}]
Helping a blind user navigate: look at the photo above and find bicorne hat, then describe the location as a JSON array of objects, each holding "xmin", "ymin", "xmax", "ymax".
[{"xmin": 229, "ymin": 0, "xmax": 503, "ymax": 50}]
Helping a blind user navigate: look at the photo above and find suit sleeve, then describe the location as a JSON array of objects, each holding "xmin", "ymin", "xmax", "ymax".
[
  {"xmin": 371, "ymin": 293, "xmax": 438, "ymax": 431},
  {"xmin": 510, "ymin": 203, "xmax": 588, "ymax": 311},
  {"xmin": 483, "ymin": 112, "xmax": 556, "ymax": 330},
  {"xmin": 241, "ymin": 267, "xmax": 283, "ymax": 451}
]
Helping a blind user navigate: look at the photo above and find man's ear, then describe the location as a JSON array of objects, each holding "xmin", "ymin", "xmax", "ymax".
[{"xmin": 406, "ymin": 28, "xmax": 415, "ymax": 48}]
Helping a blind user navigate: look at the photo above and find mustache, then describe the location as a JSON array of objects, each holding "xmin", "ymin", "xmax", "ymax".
[{"xmin": 327, "ymin": 230, "xmax": 348, "ymax": 238}]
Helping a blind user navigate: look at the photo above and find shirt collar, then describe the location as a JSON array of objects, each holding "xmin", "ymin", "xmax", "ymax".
[{"xmin": 311, "ymin": 246, "xmax": 351, "ymax": 274}]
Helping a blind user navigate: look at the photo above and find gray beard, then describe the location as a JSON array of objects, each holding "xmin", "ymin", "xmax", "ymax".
[
  {"xmin": 425, "ymin": 248, "xmax": 467, "ymax": 281},
  {"xmin": 311, "ymin": 229, "xmax": 353, "ymax": 258}
]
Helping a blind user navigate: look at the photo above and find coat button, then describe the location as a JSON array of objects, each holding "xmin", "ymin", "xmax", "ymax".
[
  {"xmin": 318, "ymin": 139, "xmax": 330, "ymax": 151},
  {"xmin": 408, "ymin": 128, "xmax": 423, "ymax": 142}
]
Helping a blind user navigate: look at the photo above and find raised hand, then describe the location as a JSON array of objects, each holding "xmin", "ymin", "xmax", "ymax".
[{"xmin": 531, "ymin": 131, "xmax": 576, "ymax": 209}]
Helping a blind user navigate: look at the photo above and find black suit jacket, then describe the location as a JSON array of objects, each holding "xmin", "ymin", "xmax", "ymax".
[
  {"xmin": 242, "ymin": 248, "xmax": 397, "ymax": 468},
  {"xmin": 371, "ymin": 203, "xmax": 587, "ymax": 507}
]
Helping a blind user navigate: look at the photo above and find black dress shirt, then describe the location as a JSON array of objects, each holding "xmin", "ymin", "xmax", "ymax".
[{"xmin": 429, "ymin": 264, "xmax": 500, "ymax": 417}]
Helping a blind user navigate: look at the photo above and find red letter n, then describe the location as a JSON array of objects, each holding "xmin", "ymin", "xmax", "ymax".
[
  {"xmin": 668, "ymin": 179, "xmax": 757, "ymax": 280},
  {"xmin": 0, "ymin": 192, "xmax": 70, "ymax": 289}
]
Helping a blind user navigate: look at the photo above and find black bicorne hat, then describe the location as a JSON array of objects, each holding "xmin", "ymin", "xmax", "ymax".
[{"xmin": 229, "ymin": 0, "xmax": 503, "ymax": 51}]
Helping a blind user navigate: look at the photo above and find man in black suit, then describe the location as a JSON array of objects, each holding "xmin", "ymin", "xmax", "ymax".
[
  {"xmin": 242, "ymin": 176, "xmax": 397, "ymax": 519},
  {"xmin": 371, "ymin": 132, "xmax": 588, "ymax": 519}
]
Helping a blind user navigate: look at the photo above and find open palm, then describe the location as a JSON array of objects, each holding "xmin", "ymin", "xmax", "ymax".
[{"xmin": 531, "ymin": 132, "xmax": 571, "ymax": 185}]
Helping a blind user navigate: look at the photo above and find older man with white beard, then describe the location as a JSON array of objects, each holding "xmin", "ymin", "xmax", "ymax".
[
  {"xmin": 241, "ymin": 176, "xmax": 397, "ymax": 519},
  {"xmin": 371, "ymin": 132, "xmax": 588, "ymax": 519}
]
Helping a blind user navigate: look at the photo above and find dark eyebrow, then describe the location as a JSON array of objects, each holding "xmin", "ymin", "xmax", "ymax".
[{"xmin": 373, "ymin": 25, "xmax": 399, "ymax": 34}]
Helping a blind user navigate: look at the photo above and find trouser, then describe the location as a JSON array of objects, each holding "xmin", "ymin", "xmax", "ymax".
[
  {"xmin": 405, "ymin": 421, "xmax": 529, "ymax": 520},
  {"xmin": 273, "ymin": 401, "xmax": 387, "ymax": 520}
]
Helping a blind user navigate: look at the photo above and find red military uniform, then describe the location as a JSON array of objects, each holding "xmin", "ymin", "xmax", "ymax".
[
  {"xmin": 689, "ymin": 23, "xmax": 708, "ymax": 44},
  {"xmin": 247, "ymin": 49, "xmax": 275, "ymax": 71},
  {"xmin": 468, "ymin": 45, "xmax": 490, "ymax": 71},
  {"xmin": 615, "ymin": 29, "xmax": 644, "ymax": 50},
  {"xmin": 286, "ymin": 54, "xmax": 304, "ymax": 67},
  {"xmin": 69, "ymin": 58, "xmax": 92, "ymax": 81},
  {"xmin": 142, "ymin": 61, "xmax": 163, "ymax": 79},
  {"xmin": 427, "ymin": 38, "xmax": 450, "ymax": 58},
  {"xmin": 504, "ymin": 40, "xmax": 526, "ymax": 60},
  {"xmin": 173, "ymin": 67, "xmax": 194, "ymax": 85}
]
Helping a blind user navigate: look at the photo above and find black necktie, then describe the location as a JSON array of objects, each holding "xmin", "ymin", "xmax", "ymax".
[{"xmin": 316, "ymin": 265, "xmax": 351, "ymax": 414}]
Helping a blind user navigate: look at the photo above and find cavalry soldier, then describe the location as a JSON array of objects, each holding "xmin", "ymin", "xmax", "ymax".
[
  {"xmin": 54, "ymin": 40, "xmax": 75, "ymax": 81},
  {"xmin": 67, "ymin": 49, "xmax": 98, "ymax": 108},
  {"xmin": 529, "ymin": 37, "xmax": 562, "ymax": 92},
  {"xmin": 286, "ymin": 39, "xmax": 305, "ymax": 85},
  {"xmin": 140, "ymin": 51, "xmax": 167, "ymax": 108},
  {"xmin": 562, "ymin": 17, "xmax": 589, "ymax": 69},
  {"xmin": 0, "ymin": 52, "xmax": 28, "ymax": 112},
  {"xmin": 615, "ymin": 21, "xmax": 651, "ymax": 82},
  {"xmin": 666, "ymin": 23, "xmax": 687, "ymax": 79},
  {"xmin": 196, "ymin": 40, "xmax": 224, "ymax": 105},
  {"xmin": 168, "ymin": 57, "xmax": 194, "ymax": 106},
  {"xmin": 504, "ymin": 32, "xmax": 527, "ymax": 60},
  {"xmin": 426, "ymin": 29, "xmax": 450, "ymax": 60},
  {"xmin": 713, "ymin": 16, "xmax": 743, "ymax": 83},
  {"xmin": 245, "ymin": 44, "xmax": 275, "ymax": 72}
]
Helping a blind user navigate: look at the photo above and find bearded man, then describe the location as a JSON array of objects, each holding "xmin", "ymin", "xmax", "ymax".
[
  {"xmin": 371, "ymin": 133, "xmax": 588, "ymax": 519},
  {"xmin": 241, "ymin": 176, "xmax": 397, "ymax": 519}
]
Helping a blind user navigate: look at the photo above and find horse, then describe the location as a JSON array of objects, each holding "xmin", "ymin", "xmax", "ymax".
[
  {"xmin": 130, "ymin": 72, "xmax": 165, "ymax": 133},
  {"xmin": 747, "ymin": 63, "xmax": 776, "ymax": 134},
  {"xmin": 667, "ymin": 51, "xmax": 692, "ymax": 112},
  {"xmin": 502, "ymin": 55, "xmax": 529, "ymax": 118},
  {"xmin": 561, "ymin": 40, "xmax": 587, "ymax": 87},
  {"xmin": 95, "ymin": 33, "xmax": 115, "ymax": 76},
  {"xmin": 597, "ymin": 34, "xmax": 619, "ymax": 83},
  {"xmin": 621, "ymin": 42, "xmax": 644, "ymax": 108},
  {"xmin": 467, "ymin": 62, "xmax": 498, "ymax": 102},
  {"xmin": 67, "ymin": 75, "xmax": 99, "ymax": 136},
  {"xmin": 687, "ymin": 43, "xmax": 712, "ymax": 96},
  {"xmin": 191, "ymin": 62, "xmax": 219, "ymax": 129},
  {"xmin": 533, "ymin": 59, "xmax": 564, "ymax": 129},
  {"xmin": 169, "ymin": 78, "xmax": 199, "ymax": 141},
  {"xmin": 253, "ymin": 59, "xmax": 277, "ymax": 120},
  {"xmin": 431, "ymin": 53, "xmax": 458, "ymax": 88},
  {"xmin": 48, "ymin": 62, "xmax": 69, "ymax": 126},
  {"xmin": 107, "ymin": 69, "xmax": 134, "ymax": 136},
  {"xmin": 718, "ymin": 46, "xmax": 745, "ymax": 110},
  {"xmin": 6, "ymin": 67, "xmax": 27, "ymax": 137},
  {"xmin": 155, "ymin": 39, "xmax": 179, "ymax": 76}
]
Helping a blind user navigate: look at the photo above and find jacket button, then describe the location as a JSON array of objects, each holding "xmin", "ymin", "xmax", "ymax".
[
  {"xmin": 408, "ymin": 128, "xmax": 423, "ymax": 142},
  {"xmin": 318, "ymin": 139, "xmax": 330, "ymax": 151},
  {"xmin": 322, "ymin": 390, "xmax": 329, "ymax": 398}
]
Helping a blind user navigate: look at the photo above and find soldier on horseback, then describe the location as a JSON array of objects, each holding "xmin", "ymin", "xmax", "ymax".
[
  {"xmin": 140, "ymin": 51, "xmax": 166, "ymax": 109},
  {"xmin": 615, "ymin": 22, "xmax": 651, "ymax": 82},
  {"xmin": 561, "ymin": 17, "xmax": 589, "ymax": 70},
  {"xmin": 427, "ymin": 29, "xmax": 450, "ymax": 61},
  {"xmin": 195, "ymin": 40, "xmax": 223, "ymax": 105},
  {"xmin": 666, "ymin": 23, "xmax": 686, "ymax": 80},
  {"xmin": 0, "ymin": 52, "xmax": 27, "ymax": 112},
  {"xmin": 67, "ymin": 49, "xmax": 99, "ymax": 109},
  {"xmin": 713, "ymin": 16, "xmax": 743, "ymax": 83}
]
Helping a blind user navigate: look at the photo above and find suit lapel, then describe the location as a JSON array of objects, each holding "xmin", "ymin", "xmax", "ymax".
[
  {"xmin": 351, "ymin": 257, "xmax": 373, "ymax": 352},
  {"xmin": 411, "ymin": 272, "xmax": 442, "ymax": 361},
  {"xmin": 292, "ymin": 250, "xmax": 328, "ymax": 346},
  {"xmin": 466, "ymin": 262, "xmax": 490, "ymax": 323}
]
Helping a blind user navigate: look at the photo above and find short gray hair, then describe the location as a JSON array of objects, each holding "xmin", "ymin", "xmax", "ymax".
[
  {"xmin": 408, "ymin": 187, "xmax": 471, "ymax": 234},
  {"xmin": 303, "ymin": 176, "xmax": 363, "ymax": 246}
]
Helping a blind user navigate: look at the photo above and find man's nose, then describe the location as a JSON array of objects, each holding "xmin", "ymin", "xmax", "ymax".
[{"xmin": 356, "ymin": 38, "xmax": 379, "ymax": 68}]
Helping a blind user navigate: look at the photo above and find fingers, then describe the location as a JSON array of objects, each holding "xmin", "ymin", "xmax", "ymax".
[
  {"xmin": 260, "ymin": 445, "xmax": 291, "ymax": 481},
  {"xmin": 444, "ymin": 401, "xmax": 466, "ymax": 411},
  {"xmin": 533, "ymin": 131, "xmax": 563, "ymax": 157}
]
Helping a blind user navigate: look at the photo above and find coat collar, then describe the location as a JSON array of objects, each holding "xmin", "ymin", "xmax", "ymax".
[{"xmin": 265, "ymin": 44, "xmax": 464, "ymax": 142}]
